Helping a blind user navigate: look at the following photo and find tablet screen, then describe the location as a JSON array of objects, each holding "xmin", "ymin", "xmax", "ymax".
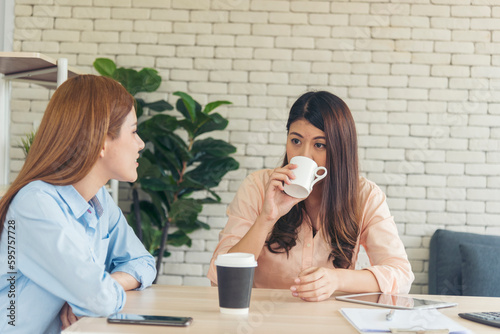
[{"xmin": 336, "ymin": 292, "xmax": 457, "ymax": 310}]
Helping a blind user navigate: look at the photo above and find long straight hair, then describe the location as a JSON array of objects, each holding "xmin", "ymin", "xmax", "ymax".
[
  {"xmin": 266, "ymin": 91, "xmax": 360, "ymax": 268},
  {"xmin": 0, "ymin": 75, "xmax": 133, "ymax": 238}
]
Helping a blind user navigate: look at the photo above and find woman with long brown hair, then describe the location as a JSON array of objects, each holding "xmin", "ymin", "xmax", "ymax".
[
  {"xmin": 0, "ymin": 75, "xmax": 156, "ymax": 333},
  {"xmin": 207, "ymin": 91, "xmax": 413, "ymax": 301}
]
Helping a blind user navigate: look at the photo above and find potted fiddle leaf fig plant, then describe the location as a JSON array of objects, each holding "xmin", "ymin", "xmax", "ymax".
[{"xmin": 93, "ymin": 58, "xmax": 239, "ymax": 282}]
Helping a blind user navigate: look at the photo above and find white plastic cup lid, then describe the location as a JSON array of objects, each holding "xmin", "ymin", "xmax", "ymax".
[{"xmin": 215, "ymin": 253, "xmax": 257, "ymax": 268}]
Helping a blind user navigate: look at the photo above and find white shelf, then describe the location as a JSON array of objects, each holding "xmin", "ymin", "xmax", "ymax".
[
  {"xmin": 0, "ymin": 52, "xmax": 80, "ymax": 87},
  {"xmin": 0, "ymin": 52, "xmax": 119, "ymax": 204}
]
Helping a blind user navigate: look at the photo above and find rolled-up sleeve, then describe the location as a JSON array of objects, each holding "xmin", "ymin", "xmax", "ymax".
[
  {"xmin": 104, "ymin": 190, "xmax": 156, "ymax": 290},
  {"xmin": 358, "ymin": 181, "xmax": 414, "ymax": 294}
]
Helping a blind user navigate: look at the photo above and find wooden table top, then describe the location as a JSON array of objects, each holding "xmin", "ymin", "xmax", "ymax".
[{"xmin": 63, "ymin": 284, "xmax": 500, "ymax": 333}]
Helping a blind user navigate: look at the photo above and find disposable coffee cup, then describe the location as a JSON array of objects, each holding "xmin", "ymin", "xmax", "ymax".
[
  {"xmin": 284, "ymin": 156, "xmax": 327, "ymax": 198},
  {"xmin": 215, "ymin": 253, "xmax": 257, "ymax": 314}
]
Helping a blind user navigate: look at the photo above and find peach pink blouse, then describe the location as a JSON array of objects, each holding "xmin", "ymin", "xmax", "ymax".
[{"xmin": 207, "ymin": 169, "xmax": 414, "ymax": 294}]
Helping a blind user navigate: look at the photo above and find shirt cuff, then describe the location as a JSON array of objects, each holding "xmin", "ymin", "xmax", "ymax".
[
  {"xmin": 364, "ymin": 265, "xmax": 413, "ymax": 295},
  {"xmin": 112, "ymin": 258, "xmax": 156, "ymax": 291}
]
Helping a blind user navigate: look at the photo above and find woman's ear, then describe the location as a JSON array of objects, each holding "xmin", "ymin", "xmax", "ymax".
[{"xmin": 100, "ymin": 137, "xmax": 109, "ymax": 158}]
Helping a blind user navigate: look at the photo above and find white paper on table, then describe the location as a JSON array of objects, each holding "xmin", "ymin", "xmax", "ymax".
[{"xmin": 340, "ymin": 308, "xmax": 471, "ymax": 333}]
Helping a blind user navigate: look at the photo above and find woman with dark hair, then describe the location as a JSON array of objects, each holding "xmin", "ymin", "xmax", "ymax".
[
  {"xmin": 0, "ymin": 75, "xmax": 156, "ymax": 333},
  {"xmin": 207, "ymin": 91, "xmax": 413, "ymax": 301}
]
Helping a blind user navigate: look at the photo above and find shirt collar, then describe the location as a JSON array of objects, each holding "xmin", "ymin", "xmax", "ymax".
[
  {"xmin": 54, "ymin": 185, "xmax": 102, "ymax": 219},
  {"xmin": 89, "ymin": 195, "xmax": 104, "ymax": 218}
]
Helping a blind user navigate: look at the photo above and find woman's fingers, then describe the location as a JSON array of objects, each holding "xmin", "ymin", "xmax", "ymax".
[
  {"xmin": 298, "ymin": 266, "xmax": 321, "ymax": 279},
  {"xmin": 269, "ymin": 178, "xmax": 286, "ymax": 191},
  {"xmin": 60, "ymin": 302, "xmax": 81, "ymax": 330},
  {"xmin": 68, "ymin": 308, "xmax": 78, "ymax": 324},
  {"xmin": 60, "ymin": 303, "xmax": 70, "ymax": 329},
  {"xmin": 291, "ymin": 268, "xmax": 324, "ymax": 292},
  {"xmin": 290, "ymin": 267, "xmax": 339, "ymax": 302},
  {"xmin": 270, "ymin": 166, "xmax": 296, "ymax": 184},
  {"xmin": 261, "ymin": 163, "xmax": 301, "ymax": 221},
  {"xmin": 299, "ymin": 290, "xmax": 331, "ymax": 302},
  {"xmin": 268, "ymin": 164, "xmax": 299, "ymax": 192}
]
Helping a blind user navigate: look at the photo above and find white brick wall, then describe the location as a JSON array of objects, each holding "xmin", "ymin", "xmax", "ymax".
[{"xmin": 8, "ymin": 0, "xmax": 500, "ymax": 294}]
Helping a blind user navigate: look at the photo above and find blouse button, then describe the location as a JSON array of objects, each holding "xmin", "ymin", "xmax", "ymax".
[{"xmin": 306, "ymin": 243, "xmax": 311, "ymax": 247}]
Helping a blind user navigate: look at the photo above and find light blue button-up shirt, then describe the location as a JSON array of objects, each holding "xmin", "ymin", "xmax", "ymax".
[{"xmin": 0, "ymin": 181, "xmax": 156, "ymax": 333}]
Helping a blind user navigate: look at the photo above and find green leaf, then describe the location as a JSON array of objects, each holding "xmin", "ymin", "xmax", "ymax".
[
  {"xmin": 153, "ymin": 249, "xmax": 171, "ymax": 258},
  {"xmin": 194, "ymin": 113, "xmax": 229, "ymax": 137},
  {"xmin": 140, "ymin": 177, "xmax": 177, "ymax": 192},
  {"xmin": 144, "ymin": 100, "xmax": 174, "ymax": 112},
  {"xmin": 191, "ymin": 138, "xmax": 237, "ymax": 161},
  {"xmin": 192, "ymin": 109, "xmax": 210, "ymax": 130},
  {"xmin": 196, "ymin": 196, "xmax": 221, "ymax": 204},
  {"xmin": 93, "ymin": 58, "xmax": 116, "ymax": 77},
  {"xmin": 144, "ymin": 189, "xmax": 172, "ymax": 216},
  {"xmin": 167, "ymin": 230, "xmax": 192, "ymax": 247},
  {"xmin": 135, "ymin": 98, "xmax": 144, "ymax": 118},
  {"xmin": 174, "ymin": 91, "xmax": 198, "ymax": 122},
  {"xmin": 202, "ymin": 100, "xmax": 231, "ymax": 114},
  {"xmin": 152, "ymin": 141, "xmax": 183, "ymax": 173},
  {"xmin": 185, "ymin": 157, "xmax": 239, "ymax": 188},
  {"xmin": 140, "ymin": 149, "xmax": 157, "ymax": 165},
  {"xmin": 137, "ymin": 156, "xmax": 161, "ymax": 179},
  {"xmin": 195, "ymin": 220, "xmax": 210, "ymax": 230},
  {"xmin": 177, "ymin": 119, "xmax": 196, "ymax": 138},
  {"xmin": 113, "ymin": 68, "xmax": 141, "ymax": 95},
  {"xmin": 176, "ymin": 176, "xmax": 221, "ymax": 202},
  {"xmin": 153, "ymin": 114, "xmax": 179, "ymax": 132},
  {"xmin": 112, "ymin": 67, "xmax": 163, "ymax": 96},
  {"xmin": 144, "ymin": 114, "xmax": 179, "ymax": 132},
  {"xmin": 137, "ymin": 68, "xmax": 162, "ymax": 93},
  {"xmin": 150, "ymin": 133, "xmax": 192, "ymax": 174},
  {"xmin": 139, "ymin": 200, "xmax": 163, "ymax": 227},
  {"xmin": 176, "ymin": 223, "xmax": 201, "ymax": 234},
  {"xmin": 138, "ymin": 114, "xmax": 179, "ymax": 142},
  {"xmin": 127, "ymin": 206, "xmax": 163, "ymax": 254},
  {"xmin": 169, "ymin": 198, "xmax": 202, "ymax": 226},
  {"xmin": 178, "ymin": 176, "xmax": 208, "ymax": 192}
]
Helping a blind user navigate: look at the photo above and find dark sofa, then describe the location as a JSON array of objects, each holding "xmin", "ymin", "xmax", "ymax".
[{"xmin": 429, "ymin": 229, "xmax": 500, "ymax": 297}]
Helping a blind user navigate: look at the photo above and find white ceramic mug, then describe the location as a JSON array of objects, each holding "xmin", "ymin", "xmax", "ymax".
[{"xmin": 283, "ymin": 156, "xmax": 327, "ymax": 198}]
